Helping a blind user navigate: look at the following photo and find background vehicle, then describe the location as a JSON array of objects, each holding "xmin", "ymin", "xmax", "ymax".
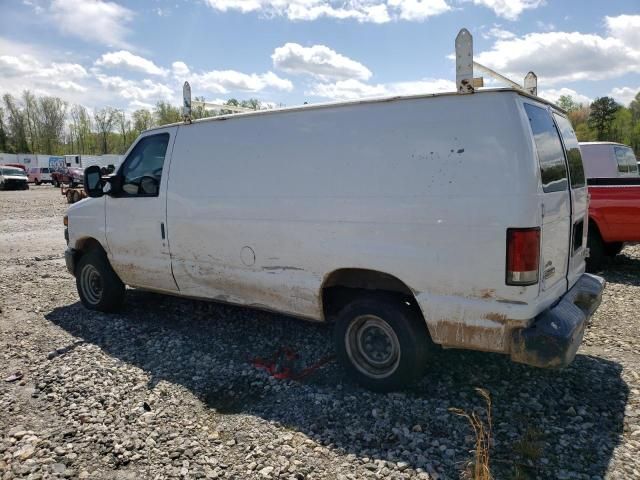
[
  {"xmin": 586, "ymin": 177, "xmax": 640, "ymax": 270},
  {"xmin": 0, "ymin": 166, "xmax": 29, "ymax": 190},
  {"xmin": 580, "ymin": 142, "xmax": 639, "ymax": 178},
  {"xmin": 64, "ymin": 30, "xmax": 604, "ymax": 391},
  {"xmin": 28, "ymin": 167, "xmax": 52, "ymax": 185},
  {"xmin": 51, "ymin": 167, "xmax": 84, "ymax": 187},
  {"xmin": 2, "ymin": 163, "xmax": 27, "ymax": 173}
]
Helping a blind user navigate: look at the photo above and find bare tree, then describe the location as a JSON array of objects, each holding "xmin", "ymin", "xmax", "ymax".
[
  {"xmin": 70, "ymin": 105, "xmax": 92, "ymax": 154},
  {"xmin": 37, "ymin": 96, "xmax": 67, "ymax": 154},
  {"xmin": 116, "ymin": 110, "xmax": 131, "ymax": 153},
  {"xmin": 132, "ymin": 109, "xmax": 154, "ymax": 136},
  {"xmin": 2, "ymin": 94, "xmax": 29, "ymax": 152},
  {"xmin": 94, "ymin": 107, "xmax": 118, "ymax": 154},
  {"xmin": 22, "ymin": 91, "xmax": 40, "ymax": 152}
]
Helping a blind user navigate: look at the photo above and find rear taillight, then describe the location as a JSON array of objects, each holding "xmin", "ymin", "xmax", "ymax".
[{"xmin": 506, "ymin": 227, "xmax": 540, "ymax": 286}]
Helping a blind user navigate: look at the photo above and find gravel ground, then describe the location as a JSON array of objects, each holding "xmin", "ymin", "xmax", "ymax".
[{"xmin": 1, "ymin": 186, "xmax": 639, "ymax": 480}]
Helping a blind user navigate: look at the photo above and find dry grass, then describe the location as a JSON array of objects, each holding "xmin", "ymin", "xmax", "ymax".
[{"xmin": 450, "ymin": 388, "xmax": 493, "ymax": 480}]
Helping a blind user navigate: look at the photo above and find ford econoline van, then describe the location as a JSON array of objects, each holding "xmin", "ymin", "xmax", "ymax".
[{"xmin": 63, "ymin": 87, "xmax": 605, "ymax": 391}]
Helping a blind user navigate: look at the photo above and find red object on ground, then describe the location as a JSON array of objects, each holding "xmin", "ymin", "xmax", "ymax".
[{"xmin": 251, "ymin": 347, "xmax": 335, "ymax": 381}]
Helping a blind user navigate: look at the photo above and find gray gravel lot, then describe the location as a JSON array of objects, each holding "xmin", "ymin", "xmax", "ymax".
[{"xmin": 1, "ymin": 186, "xmax": 639, "ymax": 479}]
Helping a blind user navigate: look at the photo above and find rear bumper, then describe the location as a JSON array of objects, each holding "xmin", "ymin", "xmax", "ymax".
[{"xmin": 510, "ymin": 273, "xmax": 605, "ymax": 368}]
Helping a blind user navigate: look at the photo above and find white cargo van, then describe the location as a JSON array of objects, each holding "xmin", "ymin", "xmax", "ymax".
[{"xmin": 63, "ymin": 31, "xmax": 604, "ymax": 390}]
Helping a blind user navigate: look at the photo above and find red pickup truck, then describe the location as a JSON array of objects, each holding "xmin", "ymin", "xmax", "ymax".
[{"xmin": 587, "ymin": 177, "xmax": 640, "ymax": 271}]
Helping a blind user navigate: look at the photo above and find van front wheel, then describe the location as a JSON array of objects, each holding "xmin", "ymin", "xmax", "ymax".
[
  {"xmin": 75, "ymin": 249, "xmax": 125, "ymax": 312},
  {"xmin": 334, "ymin": 296, "xmax": 432, "ymax": 392}
]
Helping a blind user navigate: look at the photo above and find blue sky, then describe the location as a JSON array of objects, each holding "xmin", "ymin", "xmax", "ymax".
[{"xmin": 0, "ymin": 0, "xmax": 638, "ymax": 112}]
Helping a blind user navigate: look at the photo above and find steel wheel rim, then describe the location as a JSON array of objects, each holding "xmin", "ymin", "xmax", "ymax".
[
  {"xmin": 80, "ymin": 264, "xmax": 103, "ymax": 305},
  {"xmin": 345, "ymin": 314, "xmax": 401, "ymax": 379}
]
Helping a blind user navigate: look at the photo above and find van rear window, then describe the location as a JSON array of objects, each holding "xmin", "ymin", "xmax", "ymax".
[
  {"xmin": 553, "ymin": 114, "xmax": 585, "ymax": 188},
  {"xmin": 524, "ymin": 104, "xmax": 568, "ymax": 193},
  {"xmin": 614, "ymin": 146, "xmax": 639, "ymax": 175}
]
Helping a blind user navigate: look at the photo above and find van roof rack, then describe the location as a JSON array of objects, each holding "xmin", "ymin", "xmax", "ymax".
[
  {"xmin": 181, "ymin": 28, "xmax": 538, "ymax": 123},
  {"xmin": 455, "ymin": 28, "xmax": 537, "ymax": 96}
]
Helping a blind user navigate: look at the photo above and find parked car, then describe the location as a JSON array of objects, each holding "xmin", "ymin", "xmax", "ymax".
[
  {"xmin": 0, "ymin": 166, "xmax": 29, "ymax": 190},
  {"xmin": 51, "ymin": 167, "xmax": 84, "ymax": 187},
  {"xmin": 579, "ymin": 142, "xmax": 639, "ymax": 178},
  {"xmin": 64, "ymin": 88, "xmax": 605, "ymax": 391},
  {"xmin": 28, "ymin": 167, "xmax": 53, "ymax": 185}
]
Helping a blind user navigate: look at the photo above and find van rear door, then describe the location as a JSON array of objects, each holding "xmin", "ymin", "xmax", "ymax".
[
  {"xmin": 523, "ymin": 103, "xmax": 571, "ymax": 293},
  {"xmin": 552, "ymin": 113, "xmax": 587, "ymax": 288}
]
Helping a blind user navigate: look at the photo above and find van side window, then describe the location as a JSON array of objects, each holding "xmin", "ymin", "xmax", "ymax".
[
  {"xmin": 524, "ymin": 104, "xmax": 568, "ymax": 193},
  {"xmin": 553, "ymin": 114, "xmax": 586, "ymax": 188},
  {"xmin": 120, "ymin": 133, "xmax": 170, "ymax": 196},
  {"xmin": 614, "ymin": 146, "xmax": 638, "ymax": 175}
]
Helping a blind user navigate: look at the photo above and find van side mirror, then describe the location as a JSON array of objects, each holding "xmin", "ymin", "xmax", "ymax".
[{"xmin": 84, "ymin": 166, "xmax": 103, "ymax": 198}]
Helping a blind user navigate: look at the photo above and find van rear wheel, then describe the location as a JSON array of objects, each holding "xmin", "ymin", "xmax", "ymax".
[
  {"xmin": 334, "ymin": 296, "xmax": 432, "ymax": 392},
  {"xmin": 75, "ymin": 249, "xmax": 125, "ymax": 312}
]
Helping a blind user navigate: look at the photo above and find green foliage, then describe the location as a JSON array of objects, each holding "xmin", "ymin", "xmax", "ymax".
[
  {"xmin": 560, "ymin": 93, "xmax": 640, "ymax": 155},
  {"xmin": 588, "ymin": 97, "xmax": 620, "ymax": 141},
  {"xmin": 557, "ymin": 95, "xmax": 581, "ymax": 112},
  {"xmin": 154, "ymin": 102, "xmax": 182, "ymax": 126}
]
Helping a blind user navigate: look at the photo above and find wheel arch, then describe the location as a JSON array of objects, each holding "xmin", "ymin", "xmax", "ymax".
[{"xmin": 320, "ymin": 268, "xmax": 423, "ymax": 321}]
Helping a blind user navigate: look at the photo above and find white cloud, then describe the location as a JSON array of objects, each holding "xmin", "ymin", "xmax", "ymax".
[
  {"xmin": 204, "ymin": 0, "xmax": 450, "ymax": 23},
  {"xmin": 272, "ymin": 43, "xmax": 371, "ymax": 81},
  {"xmin": 308, "ymin": 77, "xmax": 454, "ymax": 100},
  {"xmin": 539, "ymin": 88, "xmax": 592, "ymax": 107},
  {"xmin": 475, "ymin": 19, "xmax": 640, "ymax": 86},
  {"xmin": 482, "ymin": 26, "xmax": 516, "ymax": 39},
  {"xmin": 469, "ymin": 0, "xmax": 544, "ymax": 21},
  {"xmin": 387, "ymin": 0, "xmax": 449, "ymax": 21},
  {"xmin": 605, "ymin": 14, "xmax": 640, "ymax": 47},
  {"xmin": 95, "ymin": 74, "xmax": 174, "ymax": 101},
  {"xmin": 50, "ymin": 0, "xmax": 134, "ymax": 48},
  {"xmin": 172, "ymin": 61, "xmax": 190, "ymax": 77},
  {"xmin": 95, "ymin": 51, "xmax": 167, "ymax": 76},
  {"xmin": 190, "ymin": 69, "xmax": 293, "ymax": 93},
  {"xmin": 608, "ymin": 86, "xmax": 640, "ymax": 107}
]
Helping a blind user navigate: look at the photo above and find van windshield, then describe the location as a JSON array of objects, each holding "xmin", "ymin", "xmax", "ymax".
[
  {"xmin": 524, "ymin": 103, "xmax": 568, "ymax": 193},
  {"xmin": 553, "ymin": 114, "xmax": 586, "ymax": 188},
  {"xmin": 1, "ymin": 167, "xmax": 26, "ymax": 176}
]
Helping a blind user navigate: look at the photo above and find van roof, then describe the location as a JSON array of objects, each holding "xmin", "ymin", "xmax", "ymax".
[{"xmin": 144, "ymin": 87, "xmax": 564, "ymax": 133}]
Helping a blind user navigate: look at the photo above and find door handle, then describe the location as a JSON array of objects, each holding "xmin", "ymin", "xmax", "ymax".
[{"xmin": 160, "ymin": 222, "xmax": 165, "ymax": 240}]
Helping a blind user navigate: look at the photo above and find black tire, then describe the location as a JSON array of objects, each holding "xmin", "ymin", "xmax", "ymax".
[
  {"xmin": 23, "ymin": 184, "xmax": 29, "ymax": 190},
  {"xmin": 586, "ymin": 227, "xmax": 605, "ymax": 273},
  {"xmin": 34, "ymin": 179, "xmax": 40, "ymax": 186},
  {"xmin": 53, "ymin": 179, "xmax": 59, "ymax": 188},
  {"xmin": 75, "ymin": 249, "xmax": 125, "ymax": 312},
  {"xmin": 72, "ymin": 190, "xmax": 81, "ymax": 203},
  {"xmin": 334, "ymin": 295, "xmax": 433, "ymax": 392},
  {"xmin": 604, "ymin": 242, "xmax": 624, "ymax": 257}
]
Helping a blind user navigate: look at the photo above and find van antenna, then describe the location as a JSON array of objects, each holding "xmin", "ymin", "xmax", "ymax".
[{"xmin": 456, "ymin": 28, "xmax": 537, "ymax": 95}]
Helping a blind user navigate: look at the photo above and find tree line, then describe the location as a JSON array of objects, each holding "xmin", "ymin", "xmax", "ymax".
[
  {"xmin": 0, "ymin": 91, "xmax": 264, "ymax": 156},
  {"xmin": 1, "ymin": 89, "xmax": 639, "ymax": 157},
  {"xmin": 557, "ymin": 92, "xmax": 640, "ymax": 154}
]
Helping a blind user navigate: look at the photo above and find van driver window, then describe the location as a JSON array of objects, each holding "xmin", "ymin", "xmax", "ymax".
[{"xmin": 120, "ymin": 133, "xmax": 169, "ymax": 196}]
